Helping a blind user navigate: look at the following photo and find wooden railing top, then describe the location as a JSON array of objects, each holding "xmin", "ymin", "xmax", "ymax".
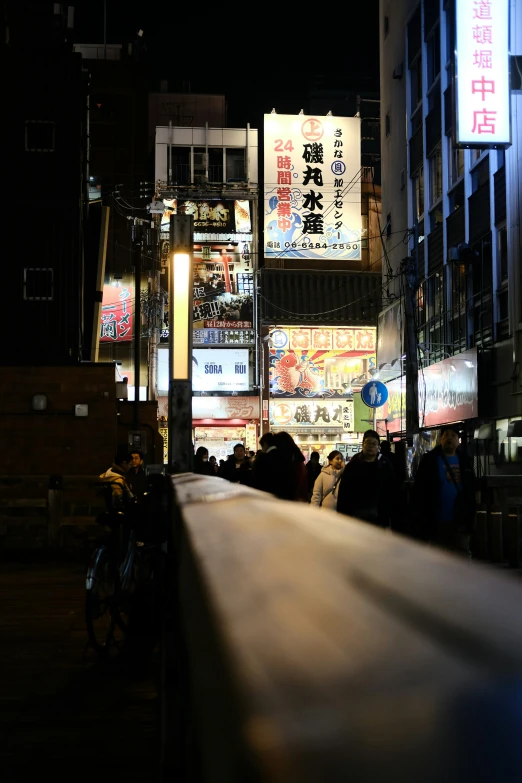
[{"xmin": 170, "ymin": 472, "xmax": 522, "ymax": 782}]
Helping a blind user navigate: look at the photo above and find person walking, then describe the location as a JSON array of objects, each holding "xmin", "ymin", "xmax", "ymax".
[
  {"xmin": 194, "ymin": 446, "xmax": 216, "ymax": 476},
  {"xmin": 217, "ymin": 443, "xmax": 253, "ymax": 484},
  {"xmin": 251, "ymin": 431, "xmax": 308, "ymax": 502},
  {"xmin": 306, "ymin": 451, "xmax": 322, "ymax": 503},
  {"xmin": 409, "ymin": 424, "xmax": 477, "ymax": 557},
  {"xmin": 99, "ymin": 445, "xmax": 135, "ymax": 512},
  {"xmin": 127, "ymin": 449, "xmax": 147, "ymax": 503},
  {"xmin": 336, "ymin": 430, "xmax": 396, "ymax": 527},
  {"xmin": 310, "ymin": 450, "xmax": 344, "ymax": 510}
]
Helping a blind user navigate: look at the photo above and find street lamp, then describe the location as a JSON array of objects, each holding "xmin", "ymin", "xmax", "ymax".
[{"xmin": 168, "ymin": 213, "xmax": 194, "ymax": 473}]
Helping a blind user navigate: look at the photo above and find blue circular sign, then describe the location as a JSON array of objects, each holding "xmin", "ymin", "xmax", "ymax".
[{"xmin": 361, "ymin": 380, "xmax": 389, "ymax": 409}]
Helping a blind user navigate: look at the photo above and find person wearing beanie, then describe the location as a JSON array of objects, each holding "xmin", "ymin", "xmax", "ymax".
[
  {"xmin": 408, "ymin": 423, "xmax": 477, "ymax": 556},
  {"xmin": 336, "ymin": 430, "xmax": 396, "ymax": 527}
]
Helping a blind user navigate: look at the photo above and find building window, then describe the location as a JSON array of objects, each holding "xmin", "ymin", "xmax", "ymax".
[
  {"xmin": 429, "ymin": 146, "xmax": 442, "ymax": 206},
  {"xmin": 386, "ymin": 212, "xmax": 392, "ymax": 239},
  {"xmin": 472, "ymin": 233, "xmax": 493, "ymax": 348},
  {"xmin": 25, "ymin": 121, "xmax": 55, "ymax": 152},
  {"xmin": 23, "ymin": 268, "xmax": 54, "ymax": 300},
  {"xmin": 448, "ymin": 136, "xmax": 465, "ymax": 186},
  {"xmin": 384, "ymin": 14, "xmax": 389, "ymax": 37},
  {"xmin": 385, "ymin": 113, "xmax": 391, "ymax": 136},
  {"xmin": 448, "ymin": 180, "xmax": 465, "ymax": 212},
  {"xmin": 448, "ymin": 262, "xmax": 467, "ymax": 349},
  {"xmin": 226, "ymin": 148, "xmax": 246, "ymax": 182},
  {"xmin": 471, "ymin": 157, "xmax": 489, "ymax": 193},
  {"xmin": 412, "ymin": 167, "xmax": 425, "ymax": 220},
  {"xmin": 498, "ymin": 225, "xmax": 508, "ymax": 283},
  {"xmin": 426, "ymin": 26, "xmax": 441, "ymax": 88},
  {"xmin": 410, "ymin": 57, "xmax": 423, "ymax": 114}
]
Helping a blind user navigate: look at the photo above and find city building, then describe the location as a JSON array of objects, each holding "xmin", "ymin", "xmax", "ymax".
[
  {"xmin": 260, "ymin": 108, "xmax": 383, "ymax": 462},
  {"xmin": 154, "ymin": 120, "xmax": 259, "ymax": 460},
  {"xmin": 378, "ymin": 0, "xmax": 522, "ymax": 477}
]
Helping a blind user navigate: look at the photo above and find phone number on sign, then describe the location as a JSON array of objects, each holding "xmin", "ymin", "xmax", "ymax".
[{"xmin": 282, "ymin": 242, "xmax": 359, "ymax": 250}]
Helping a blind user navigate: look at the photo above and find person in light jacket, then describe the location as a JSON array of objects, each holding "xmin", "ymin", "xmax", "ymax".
[{"xmin": 311, "ymin": 450, "xmax": 344, "ymax": 510}]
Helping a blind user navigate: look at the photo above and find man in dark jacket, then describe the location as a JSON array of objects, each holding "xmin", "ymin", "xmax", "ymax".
[
  {"xmin": 218, "ymin": 443, "xmax": 253, "ymax": 484},
  {"xmin": 409, "ymin": 424, "xmax": 477, "ymax": 556},
  {"xmin": 337, "ymin": 430, "xmax": 396, "ymax": 527},
  {"xmin": 127, "ymin": 449, "xmax": 148, "ymax": 502}
]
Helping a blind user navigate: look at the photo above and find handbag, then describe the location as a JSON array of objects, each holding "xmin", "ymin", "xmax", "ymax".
[{"xmin": 320, "ymin": 475, "xmax": 341, "ymax": 507}]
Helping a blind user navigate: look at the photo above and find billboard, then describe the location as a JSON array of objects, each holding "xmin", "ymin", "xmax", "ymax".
[
  {"xmin": 270, "ymin": 399, "xmax": 354, "ymax": 431},
  {"xmin": 99, "ymin": 283, "xmax": 134, "ymax": 342},
  {"xmin": 418, "ymin": 349, "xmax": 478, "ymax": 427},
  {"xmin": 456, "ymin": 0, "xmax": 510, "ymax": 147},
  {"xmin": 264, "ymin": 114, "xmax": 361, "ymax": 260},
  {"xmin": 161, "ymin": 199, "xmax": 251, "ymax": 234},
  {"xmin": 269, "ymin": 327, "xmax": 376, "ymax": 398},
  {"xmin": 192, "ymin": 348, "xmax": 249, "ymax": 392},
  {"xmin": 192, "ymin": 249, "xmax": 253, "ymax": 328}
]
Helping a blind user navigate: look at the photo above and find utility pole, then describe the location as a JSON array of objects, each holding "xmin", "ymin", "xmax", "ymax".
[
  {"xmin": 402, "ymin": 227, "xmax": 420, "ymax": 438},
  {"xmin": 132, "ymin": 219, "xmax": 142, "ymax": 431}
]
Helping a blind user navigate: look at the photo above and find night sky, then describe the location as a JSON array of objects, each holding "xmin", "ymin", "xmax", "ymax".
[{"xmin": 74, "ymin": 1, "xmax": 380, "ymax": 127}]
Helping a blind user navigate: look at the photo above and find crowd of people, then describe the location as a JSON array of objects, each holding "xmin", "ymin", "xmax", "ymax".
[
  {"xmin": 99, "ymin": 421, "xmax": 478, "ymax": 562},
  {"xmin": 198, "ymin": 423, "xmax": 478, "ymax": 559}
]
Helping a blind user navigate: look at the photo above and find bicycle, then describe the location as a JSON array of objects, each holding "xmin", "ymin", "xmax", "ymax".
[{"xmin": 85, "ymin": 478, "xmax": 167, "ymax": 656}]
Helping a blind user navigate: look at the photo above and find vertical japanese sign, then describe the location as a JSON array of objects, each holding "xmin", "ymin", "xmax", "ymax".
[
  {"xmin": 264, "ymin": 114, "xmax": 361, "ymax": 260},
  {"xmin": 99, "ymin": 283, "xmax": 134, "ymax": 342},
  {"xmin": 456, "ymin": 0, "xmax": 510, "ymax": 147}
]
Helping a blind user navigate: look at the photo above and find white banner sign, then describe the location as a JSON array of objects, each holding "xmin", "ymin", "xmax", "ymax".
[
  {"xmin": 264, "ymin": 114, "xmax": 361, "ymax": 260},
  {"xmin": 193, "ymin": 348, "xmax": 249, "ymax": 392},
  {"xmin": 270, "ymin": 398, "xmax": 353, "ymax": 431},
  {"xmin": 157, "ymin": 396, "xmax": 260, "ymax": 420},
  {"xmin": 456, "ymin": 0, "xmax": 510, "ymax": 146}
]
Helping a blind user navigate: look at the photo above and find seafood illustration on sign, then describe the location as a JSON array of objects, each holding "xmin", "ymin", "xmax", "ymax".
[{"xmin": 271, "ymin": 352, "xmax": 322, "ymax": 395}]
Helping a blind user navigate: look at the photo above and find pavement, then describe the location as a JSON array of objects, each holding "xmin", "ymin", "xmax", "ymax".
[{"xmin": 0, "ymin": 560, "xmax": 162, "ymax": 783}]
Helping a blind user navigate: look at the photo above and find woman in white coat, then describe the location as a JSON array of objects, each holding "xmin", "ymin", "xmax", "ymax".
[{"xmin": 310, "ymin": 450, "xmax": 344, "ymax": 510}]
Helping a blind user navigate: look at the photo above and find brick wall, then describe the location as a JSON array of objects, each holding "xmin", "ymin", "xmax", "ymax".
[{"xmin": 0, "ymin": 364, "xmax": 118, "ymax": 474}]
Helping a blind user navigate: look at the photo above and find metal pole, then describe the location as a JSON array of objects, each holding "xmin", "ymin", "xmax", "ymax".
[
  {"xmin": 168, "ymin": 213, "xmax": 194, "ymax": 473},
  {"xmin": 134, "ymin": 221, "xmax": 141, "ymax": 429}
]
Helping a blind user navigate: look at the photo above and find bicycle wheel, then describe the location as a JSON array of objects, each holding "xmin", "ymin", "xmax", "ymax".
[{"xmin": 85, "ymin": 546, "xmax": 118, "ymax": 654}]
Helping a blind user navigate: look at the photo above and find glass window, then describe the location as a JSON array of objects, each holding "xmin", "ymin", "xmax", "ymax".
[
  {"xmin": 429, "ymin": 146, "xmax": 443, "ymax": 206},
  {"xmin": 498, "ymin": 226, "xmax": 508, "ymax": 282},
  {"xmin": 471, "ymin": 157, "xmax": 489, "ymax": 193},
  {"xmin": 410, "ymin": 57, "xmax": 423, "ymax": 113},
  {"xmin": 448, "ymin": 136, "xmax": 464, "ymax": 186},
  {"xmin": 412, "ymin": 168, "xmax": 425, "ymax": 220},
  {"xmin": 226, "ymin": 149, "xmax": 245, "ymax": 182},
  {"xmin": 427, "ymin": 27, "xmax": 441, "ymax": 88}
]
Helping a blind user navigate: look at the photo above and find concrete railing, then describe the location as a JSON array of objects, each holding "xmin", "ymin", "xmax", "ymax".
[{"xmin": 161, "ymin": 473, "xmax": 522, "ymax": 782}]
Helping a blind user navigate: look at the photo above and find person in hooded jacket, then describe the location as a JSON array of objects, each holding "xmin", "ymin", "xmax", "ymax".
[
  {"xmin": 336, "ymin": 430, "xmax": 396, "ymax": 527},
  {"xmin": 310, "ymin": 450, "xmax": 344, "ymax": 510},
  {"xmin": 194, "ymin": 446, "xmax": 215, "ymax": 476}
]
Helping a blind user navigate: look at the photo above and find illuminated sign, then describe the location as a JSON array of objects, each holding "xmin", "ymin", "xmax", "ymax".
[
  {"xmin": 456, "ymin": 0, "xmax": 510, "ymax": 147},
  {"xmin": 192, "ymin": 348, "xmax": 249, "ymax": 392},
  {"xmin": 157, "ymin": 396, "xmax": 259, "ymax": 420},
  {"xmin": 263, "ymin": 114, "xmax": 361, "ymax": 260},
  {"xmin": 270, "ymin": 399, "xmax": 354, "ymax": 431},
  {"xmin": 99, "ymin": 283, "xmax": 134, "ymax": 342},
  {"xmin": 268, "ymin": 326, "xmax": 376, "ymax": 398},
  {"xmin": 418, "ymin": 349, "xmax": 478, "ymax": 427},
  {"xmin": 161, "ymin": 199, "xmax": 251, "ymax": 233}
]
